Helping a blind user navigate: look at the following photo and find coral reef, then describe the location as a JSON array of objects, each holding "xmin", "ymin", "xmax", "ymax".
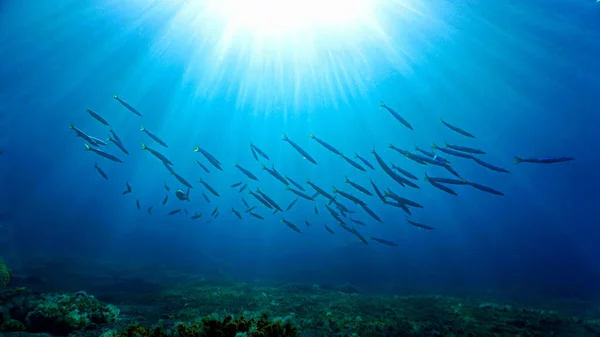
[
  {"xmin": 0, "ymin": 288, "xmax": 119, "ymax": 335},
  {"xmin": 0, "ymin": 258, "xmax": 10, "ymax": 288}
]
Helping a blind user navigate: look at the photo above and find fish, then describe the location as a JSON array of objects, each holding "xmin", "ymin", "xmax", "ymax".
[
  {"xmin": 370, "ymin": 180, "xmax": 387, "ymax": 204},
  {"xmin": 380, "ymin": 101, "xmax": 413, "ymax": 130},
  {"xmin": 123, "ymin": 182, "xmax": 132, "ymax": 194},
  {"xmin": 195, "ymin": 160, "xmax": 210, "ymax": 173},
  {"xmin": 256, "ymin": 188, "xmax": 282, "ymax": 212},
  {"xmin": 445, "ymin": 143, "xmax": 485, "ymax": 155},
  {"xmin": 84, "ymin": 144, "xmax": 123, "ymax": 163},
  {"xmin": 471, "ymin": 157, "xmax": 510, "ymax": 173},
  {"xmin": 141, "ymin": 143, "xmax": 173, "ymax": 165},
  {"xmin": 384, "ymin": 189, "xmax": 423, "ymax": 208},
  {"xmin": 286, "ymin": 176, "xmax": 306, "ymax": 191},
  {"xmin": 162, "ymin": 194, "xmax": 168, "ymax": 205},
  {"xmin": 175, "ymin": 189, "xmax": 190, "ymax": 201},
  {"xmin": 211, "ymin": 207, "xmax": 219, "ymax": 216},
  {"xmin": 250, "ymin": 145, "xmax": 258, "ymax": 161},
  {"xmin": 424, "ymin": 174, "xmax": 467, "ymax": 185},
  {"xmin": 433, "ymin": 143, "xmax": 474, "ymax": 160},
  {"xmin": 282, "ymin": 133, "xmax": 317, "ymax": 165},
  {"xmin": 202, "ymin": 192, "xmax": 210, "ymax": 203},
  {"xmin": 242, "ymin": 197, "xmax": 249, "ymax": 208},
  {"xmin": 390, "ymin": 163, "xmax": 418, "ymax": 180},
  {"xmin": 415, "ymin": 146, "xmax": 435, "ymax": 158},
  {"xmin": 165, "ymin": 183, "xmax": 170, "ymax": 191},
  {"xmin": 325, "ymin": 204, "xmax": 339, "ymax": 217},
  {"xmin": 324, "ymin": 224, "xmax": 335, "ymax": 234},
  {"xmin": 86, "ymin": 108, "xmax": 110, "ymax": 126},
  {"xmin": 333, "ymin": 187, "xmax": 366, "ymax": 205},
  {"xmin": 70, "ymin": 124, "xmax": 98, "ymax": 146},
  {"xmin": 108, "ymin": 128, "xmax": 123, "ymax": 145},
  {"xmin": 370, "ymin": 237, "xmax": 398, "ymax": 247},
  {"xmin": 183, "ymin": 209, "xmax": 188, "ymax": 215},
  {"xmin": 466, "ymin": 181, "xmax": 504, "ymax": 196},
  {"xmin": 351, "ymin": 227, "xmax": 369, "ymax": 245},
  {"xmin": 234, "ymin": 163, "xmax": 259, "ymax": 181},
  {"xmin": 372, "ymin": 148, "xmax": 396, "ymax": 174},
  {"xmin": 341, "ymin": 153, "xmax": 366, "ymax": 172},
  {"xmin": 261, "ymin": 164, "xmax": 289, "ymax": 186},
  {"xmin": 305, "ymin": 220, "xmax": 310, "ymax": 227},
  {"xmin": 360, "ymin": 203, "xmax": 382, "ymax": 223},
  {"xmin": 213, "ymin": 211, "xmax": 220, "ymax": 219},
  {"xmin": 232, "ymin": 208, "xmax": 242, "ymax": 219},
  {"xmin": 147, "ymin": 206, "xmax": 153, "ymax": 214},
  {"xmin": 443, "ymin": 164, "xmax": 463, "ymax": 178},
  {"xmin": 350, "ymin": 218, "xmax": 367, "ymax": 226},
  {"xmin": 89, "ymin": 136, "xmax": 107, "ymax": 146},
  {"xmin": 307, "ymin": 179, "xmax": 334, "ymax": 200},
  {"xmin": 194, "ymin": 145, "xmax": 222, "ymax": 170},
  {"xmin": 280, "ymin": 218, "xmax": 302, "ymax": 233},
  {"xmin": 514, "ymin": 156, "xmax": 574, "ymax": 165},
  {"xmin": 425, "ymin": 176, "xmax": 458, "ymax": 196},
  {"xmin": 168, "ymin": 209, "xmax": 182, "ymax": 215},
  {"xmin": 200, "ymin": 178, "xmax": 220, "ymax": 197},
  {"xmin": 286, "ymin": 186, "xmax": 315, "ymax": 201},
  {"xmin": 286, "ymin": 198, "xmax": 299, "ymax": 211},
  {"xmin": 170, "ymin": 170, "xmax": 193, "ymax": 190},
  {"xmin": 354, "ymin": 153, "xmax": 375, "ymax": 170},
  {"xmin": 314, "ymin": 205, "xmax": 318, "ymax": 214},
  {"xmin": 238, "ymin": 183, "xmax": 248, "ymax": 193},
  {"xmin": 107, "ymin": 136, "xmax": 129, "ymax": 155},
  {"xmin": 245, "ymin": 206, "xmax": 257, "ymax": 213},
  {"xmin": 140, "ymin": 126, "xmax": 168, "ymax": 148},
  {"xmin": 440, "ymin": 119, "xmax": 475, "ymax": 138},
  {"xmin": 250, "ymin": 142, "xmax": 270, "ymax": 160},
  {"xmin": 344, "ymin": 177, "xmax": 373, "ymax": 196},
  {"xmin": 231, "ymin": 181, "xmax": 243, "ymax": 188},
  {"xmin": 309, "ymin": 133, "xmax": 342, "ymax": 156},
  {"xmin": 93, "ymin": 163, "xmax": 108, "ymax": 179},
  {"xmin": 136, "ymin": 199, "xmax": 141, "ymax": 210},
  {"xmin": 407, "ymin": 218, "xmax": 435, "ymax": 230},
  {"xmin": 385, "ymin": 201, "xmax": 411, "ymax": 215},
  {"xmin": 249, "ymin": 212, "xmax": 264, "ymax": 220},
  {"xmin": 248, "ymin": 190, "xmax": 273, "ymax": 209},
  {"xmin": 114, "ymin": 95, "xmax": 143, "ymax": 117},
  {"xmin": 191, "ymin": 213, "xmax": 202, "ymax": 220}
]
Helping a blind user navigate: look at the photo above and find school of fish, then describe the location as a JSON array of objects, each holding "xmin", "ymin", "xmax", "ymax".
[{"xmin": 70, "ymin": 96, "xmax": 574, "ymax": 247}]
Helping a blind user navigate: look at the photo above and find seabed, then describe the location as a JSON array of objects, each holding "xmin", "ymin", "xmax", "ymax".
[{"xmin": 1, "ymin": 257, "xmax": 599, "ymax": 336}]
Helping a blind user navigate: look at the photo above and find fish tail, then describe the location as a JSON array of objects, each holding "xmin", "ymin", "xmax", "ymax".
[
  {"xmin": 379, "ymin": 100, "xmax": 385, "ymax": 108},
  {"xmin": 432, "ymin": 142, "xmax": 438, "ymax": 149},
  {"xmin": 141, "ymin": 143, "xmax": 147, "ymax": 150},
  {"xmin": 309, "ymin": 133, "xmax": 314, "ymax": 138},
  {"xmin": 282, "ymin": 133, "xmax": 288, "ymax": 141},
  {"xmin": 439, "ymin": 118, "xmax": 444, "ymax": 123},
  {"xmin": 260, "ymin": 163, "xmax": 266, "ymax": 170},
  {"xmin": 84, "ymin": 144, "xmax": 91, "ymax": 151},
  {"xmin": 140, "ymin": 126, "xmax": 145, "ymax": 131},
  {"xmin": 194, "ymin": 144, "xmax": 200, "ymax": 152},
  {"xmin": 513, "ymin": 156, "xmax": 522, "ymax": 165},
  {"xmin": 285, "ymin": 186, "xmax": 291, "ymax": 190},
  {"xmin": 344, "ymin": 176, "xmax": 349, "ymax": 183},
  {"xmin": 113, "ymin": 94, "xmax": 118, "ymax": 99},
  {"xmin": 424, "ymin": 173, "xmax": 429, "ymax": 181}
]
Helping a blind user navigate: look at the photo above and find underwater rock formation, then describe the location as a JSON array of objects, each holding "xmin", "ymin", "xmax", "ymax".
[{"xmin": 0, "ymin": 258, "xmax": 10, "ymax": 288}]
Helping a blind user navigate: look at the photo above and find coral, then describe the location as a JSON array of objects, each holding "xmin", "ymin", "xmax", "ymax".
[{"xmin": 0, "ymin": 258, "xmax": 10, "ymax": 288}]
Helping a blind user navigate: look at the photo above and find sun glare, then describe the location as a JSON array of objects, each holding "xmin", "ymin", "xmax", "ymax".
[{"xmin": 207, "ymin": 0, "xmax": 371, "ymax": 36}]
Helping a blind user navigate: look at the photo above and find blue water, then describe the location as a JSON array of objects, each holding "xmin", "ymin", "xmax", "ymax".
[{"xmin": 1, "ymin": 0, "xmax": 599, "ymax": 307}]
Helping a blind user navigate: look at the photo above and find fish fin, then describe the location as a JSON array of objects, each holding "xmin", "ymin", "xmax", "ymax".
[{"xmin": 513, "ymin": 156, "xmax": 522, "ymax": 165}]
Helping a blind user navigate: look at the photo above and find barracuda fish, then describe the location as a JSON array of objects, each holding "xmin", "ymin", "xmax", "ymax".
[
  {"xmin": 86, "ymin": 108, "xmax": 110, "ymax": 126},
  {"xmin": 93, "ymin": 163, "xmax": 108, "ymax": 180},
  {"xmin": 355, "ymin": 152, "xmax": 375, "ymax": 170},
  {"xmin": 70, "ymin": 124, "xmax": 98, "ymax": 146},
  {"xmin": 141, "ymin": 126, "xmax": 168, "ymax": 148},
  {"xmin": 283, "ymin": 133, "xmax": 317, "ymax": 165},
  {"xmin": 200, "ymin": 178, "xmax": 220, "ymax": 197},
  {"xmin": 281, "ymin": 218, "xmax": 302, "ymax": 233},
  {"xmin": 114, "ymin": 95, "xmax": 143, "ymax": 117},
  {"xmin": 141, "ymin": 143, "xmax": 172, "ymax": 165},
  {"xmin": 341, "ymin": 153, "xmax": 366, "ymax": 172},
  {"xmin": 195, "ymin": 160, "xmax": 210, "ymax": 173},
  {"xmin": 85, "ymin": 144, "xmax": 123, "ymax": 163},
  {"xmin": 309, "ymin": 133, "xmax": 342, "ymax": 156},
  {"xmin": 286, "ymin": 176, "xmax": 306, "ymax": 191},
  {"xmin": 261, "ymin": 164, "xmax": 289, "ymax": 186},
  {"xmin": 407, "ymin": 218, "xmax": 435, "ymax": 230},
  {"xmin": 123, "ymin": 182, "xmax": 132, "ymax": 195},
  {"xmin": 514, "ymin": 156, "xmax": 574, "ymax": 165},
  {"xmin": 445, "ymin": 143, "xmax": 485, "ymax": 155},
  {"xmin": 250, "ymin": 142, "xmax": 270, "ymax": 160},
  {"xmin": 380, "ymin": 101, "xmax": 413, "ymax": 131},
  {"xmin": 344, "ymin": 177, "xmax": 372, "ymax": 196},
  {"xmin": 370, "ymin": 236, "xmax": 398, "ymax": 247},
  {"xmin": 440, "ymin": 118, "xmax": 475, "ymax": 138},
  {"xmin": 234, "ymin": 163, "xmax": 259, "ymax": 181},
  {"xmin": 286, "ymin": 186, "xmax": 315, "ymax": 201}
]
